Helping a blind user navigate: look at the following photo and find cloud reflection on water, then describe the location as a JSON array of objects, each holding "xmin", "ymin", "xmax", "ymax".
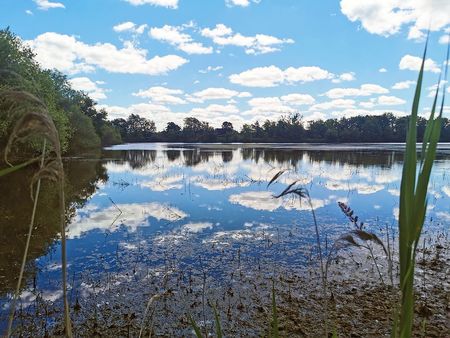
[{"xmin": 67, "ymin": 202, "xmax": 188, "ymax": 238}]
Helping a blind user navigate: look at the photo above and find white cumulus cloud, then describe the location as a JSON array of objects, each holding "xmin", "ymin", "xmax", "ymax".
[
  {"xmin": 225, "ymin": 0, "xmax": 260, "ymax": 7},
  {"xmin": 310, "ymin": 99, "xmax": 356, "ymax": 111},
  {"xmin": 201, "ymin": 24, "xmax": 293, "ymax": 55},
  {"xmin": 26, "ymin": 32, "xmax": 188, "ymax": 75},
  {"xmin": 399, "ymin": 54, "xmax": 440, "ymax": 73},
  {"xmin": 132, "ymin": 86, "xmax": 186, "ymax": 105},
  {"xmin": 123, "ymin": 0, "xmax": 178, "ymax": 9},
  {"xmin": 190, "ymin": 104, "xmax": 240, "ymax": 116},
  {"xmin": 392, "ymin": 80, "xmax": 416, "ymax": 89},
  {"xmin": 192, "ymin": 87, "xmax": 251, "ymax": 100},
  {"xmin": 230, "ymin": 65, "xmax": 333, "ymax": 87},
  {"xmin": 280, "ymin": 93, "xmax": 315, "ymax": 106},
  {"xmin": 324, "ymin": 84, "xmax": 389, "ymax": 98},
  {"xmin": 439, "ymin": 34, "xmax": 450, "ymax": 44},
  {"xmin": 113, "ymin": 21, "xmax": 148, "ymax": 34},
  {"xmin": 199, "ymin": 65, "xmax": 223, "ymax": 73},
  {"xmin": 245, "ymin": 97, "xmax": 297, "ymax": 117},
  {"xmin": 332, "ymin": 72, "xmax": 356, "ymax": 83},
  {"xmin": 377, "ymin": 95, "xmax": 407, "ymax": 105},
  {"xmin": 69, "ymin": 77, "xmax": 108, "ymax": 101},
  {"xmin": 99, "ymin": 103, "xmax": 172, "ymax": 124},
  {"xmin": 34, "ymin": 0, "xmax": 65, "ymax": 10},
  {"xmin": 340, "ymin": 0, "xmax": 450, "ymax": 40},
  {"xmin": 150, "ymin": 24, "xmax": 213, "ymax": 54}
]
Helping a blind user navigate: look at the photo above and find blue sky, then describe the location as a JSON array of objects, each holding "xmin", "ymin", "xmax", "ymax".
[{"xmin": 1, "ymin": 0, "xmax": 450, "ymax": 130}]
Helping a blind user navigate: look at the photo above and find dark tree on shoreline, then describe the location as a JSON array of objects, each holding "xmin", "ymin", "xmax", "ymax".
[{"xmin": 111, "ymin": 114, "xmax": 157, "ymax": 143}]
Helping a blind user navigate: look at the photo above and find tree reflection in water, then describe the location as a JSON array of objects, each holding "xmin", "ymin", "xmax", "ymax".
[{"xmin": 0, "ymin": 160, "xmax": 107, "ymax": 295}]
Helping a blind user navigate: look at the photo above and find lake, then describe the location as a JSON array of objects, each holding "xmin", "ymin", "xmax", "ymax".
[{"xmin": 1, "ymin": 143, "xmax": 450, "ymax": 335}]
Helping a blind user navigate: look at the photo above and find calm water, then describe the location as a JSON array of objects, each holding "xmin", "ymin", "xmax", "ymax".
[{"xmin": 1, "ymin": 143, "xmax": 450, "ymax": 326}]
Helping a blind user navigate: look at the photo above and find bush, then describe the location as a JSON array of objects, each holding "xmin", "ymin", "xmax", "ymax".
[
  {"xmin": 100, "ymin": 123, "xmax": 122, "ymax": 146},
  {"xmin": 67, "ymin": 110, "xmax": 100, "ymax": 155}
]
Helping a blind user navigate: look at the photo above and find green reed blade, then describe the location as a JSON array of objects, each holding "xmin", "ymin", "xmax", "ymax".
[
  {"xmin": 188, "ymin": 314, "xmax": 203, "ymax": 338},
  {"xmin": 212, "ymin": 304, "xmax": 223, "ymax": 338},
  {"xmin": 0, "ymin": 157, "xmax": 38, "ymax": 177},
  {"xmin": 270, "ymin": 283, "xmax": 279, "ymax": 338},
  {"xmin": 396, "ymin": 35, "xmax": 449, "ymax": 338}
]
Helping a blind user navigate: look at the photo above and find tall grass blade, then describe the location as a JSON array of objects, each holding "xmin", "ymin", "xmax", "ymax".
[
  {"xmin": 396, "ymin": 36, "xmax": 427, "ymax": 338},
  {"xmin": 332, "ymin": 327, "xmax": 338, "ymax": 338},
  {"xmin": 212, "ymin": 304, "xmax": 223, "ymax": 338},
  {"xmin": 0, "ymin": 157, "xmax": 39, "ymax": 177},
  {"xmin": 139, "ymin": 294, "xmax": 160, "ymax": 338},
  {"xmin": 188, "ymin": 314, "xmax": 203, "ymax": 338},
  {"xmin": 267, "ymin": 170, "xmax": 285, "ymax": 188},
  {"xmin": 395, "ymin": 35, "xmax": 449, "ymax": 338},
  {"xmin": 270, "ymin": 283, "xmax": 279, "ymax": 338},
  {"xmin": 59, "ymin": 166, "xmax": 72, "ymax": 337}
]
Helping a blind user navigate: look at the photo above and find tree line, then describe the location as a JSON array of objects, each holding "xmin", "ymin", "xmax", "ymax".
[{"xmin": 112, "ymin": 113, "xmax": 450, "ymax": 143}]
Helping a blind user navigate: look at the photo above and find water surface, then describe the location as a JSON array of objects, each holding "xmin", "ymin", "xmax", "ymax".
[{"xmin": 1, "ymin": 143, "xmax": 450, "ymax": 327}]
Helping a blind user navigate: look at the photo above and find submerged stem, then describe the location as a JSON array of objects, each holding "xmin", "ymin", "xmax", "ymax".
[
  {"xmin": 59, "ymin": 161, "xmax": 72, "ymax": 337},
  {"xmin": 306, "ymin": 194, "xmax": 328, "ymax": 336},
  {"xmin": 6, "ymin": 139, "xmax": 46, "ymax": 337},
  {"xmin": 367, "ymin": 244, "xmax": 385, "ymax": 286}
]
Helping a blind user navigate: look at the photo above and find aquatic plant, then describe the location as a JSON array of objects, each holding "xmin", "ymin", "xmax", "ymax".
[
  {"xmin": 268, "ymin": 174, "xmax": 328, "ymax": 336},
  {"xmin": 393, "ymin": 37, "xmax": 449, "ymax": 338},
  {"xmin": 337, "ymin": 202, "xmax": 389, "ymax": 285},
  {"xmin": 188, "ymin": 287, "xmax": 279, "ymax": 338},
  {"xmin": 269, "ymin": 282, "xmax": 279, "ymax": 338},
  {"xmin": 138, "ymin": 293, "xmax": 160, "ymax": 338},
  {"xmin": 188, "ymin": 303, "xmax": 224, "ymax": 338},
  {"xmin": 189, "ymin": 313, "xmax": 204, "ymax": 337}
]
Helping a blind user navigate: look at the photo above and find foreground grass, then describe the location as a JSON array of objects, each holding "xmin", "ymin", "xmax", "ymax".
[{"xmin": 395, "ymin": 37, "xmax": 448, "ymax": 337}]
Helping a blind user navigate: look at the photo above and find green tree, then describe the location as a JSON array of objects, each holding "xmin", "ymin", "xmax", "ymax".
[
  {"xmin": 99, "ymin": 122, "xmax": 122, "ymax": 146},
  {"xmin": 67, "ymin": 111, "xmax": 101, "ymax": 154},
  {"xmin": 166, "ymin": 121, "xmax": 181, "ymax": 133},
  {"xmin": 0, "ymin": 28, "xmax": 118, "ymax": 155},
  {"xmin": 0, "ymin": 29, "xmax": 70, "ymax": 153},
  {"xmin": 124, "ymin": 114, "xmax": 156, "ymax": 142},
  {"xmin": 111, "ymin": 118, "xmax": 129, "ymax": 140},
  {"xmin": 222, "ymin": 121, "xmax": 234, "ymax": 131},
  {"xmin": 182, "ymin": 117, "xmax": 214, "ymax": 141}
]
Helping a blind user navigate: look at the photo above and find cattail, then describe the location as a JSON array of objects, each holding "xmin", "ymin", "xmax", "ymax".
[{"xmin": 338, "ymin": 202, "xmax": 364, "ymax": 229}]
